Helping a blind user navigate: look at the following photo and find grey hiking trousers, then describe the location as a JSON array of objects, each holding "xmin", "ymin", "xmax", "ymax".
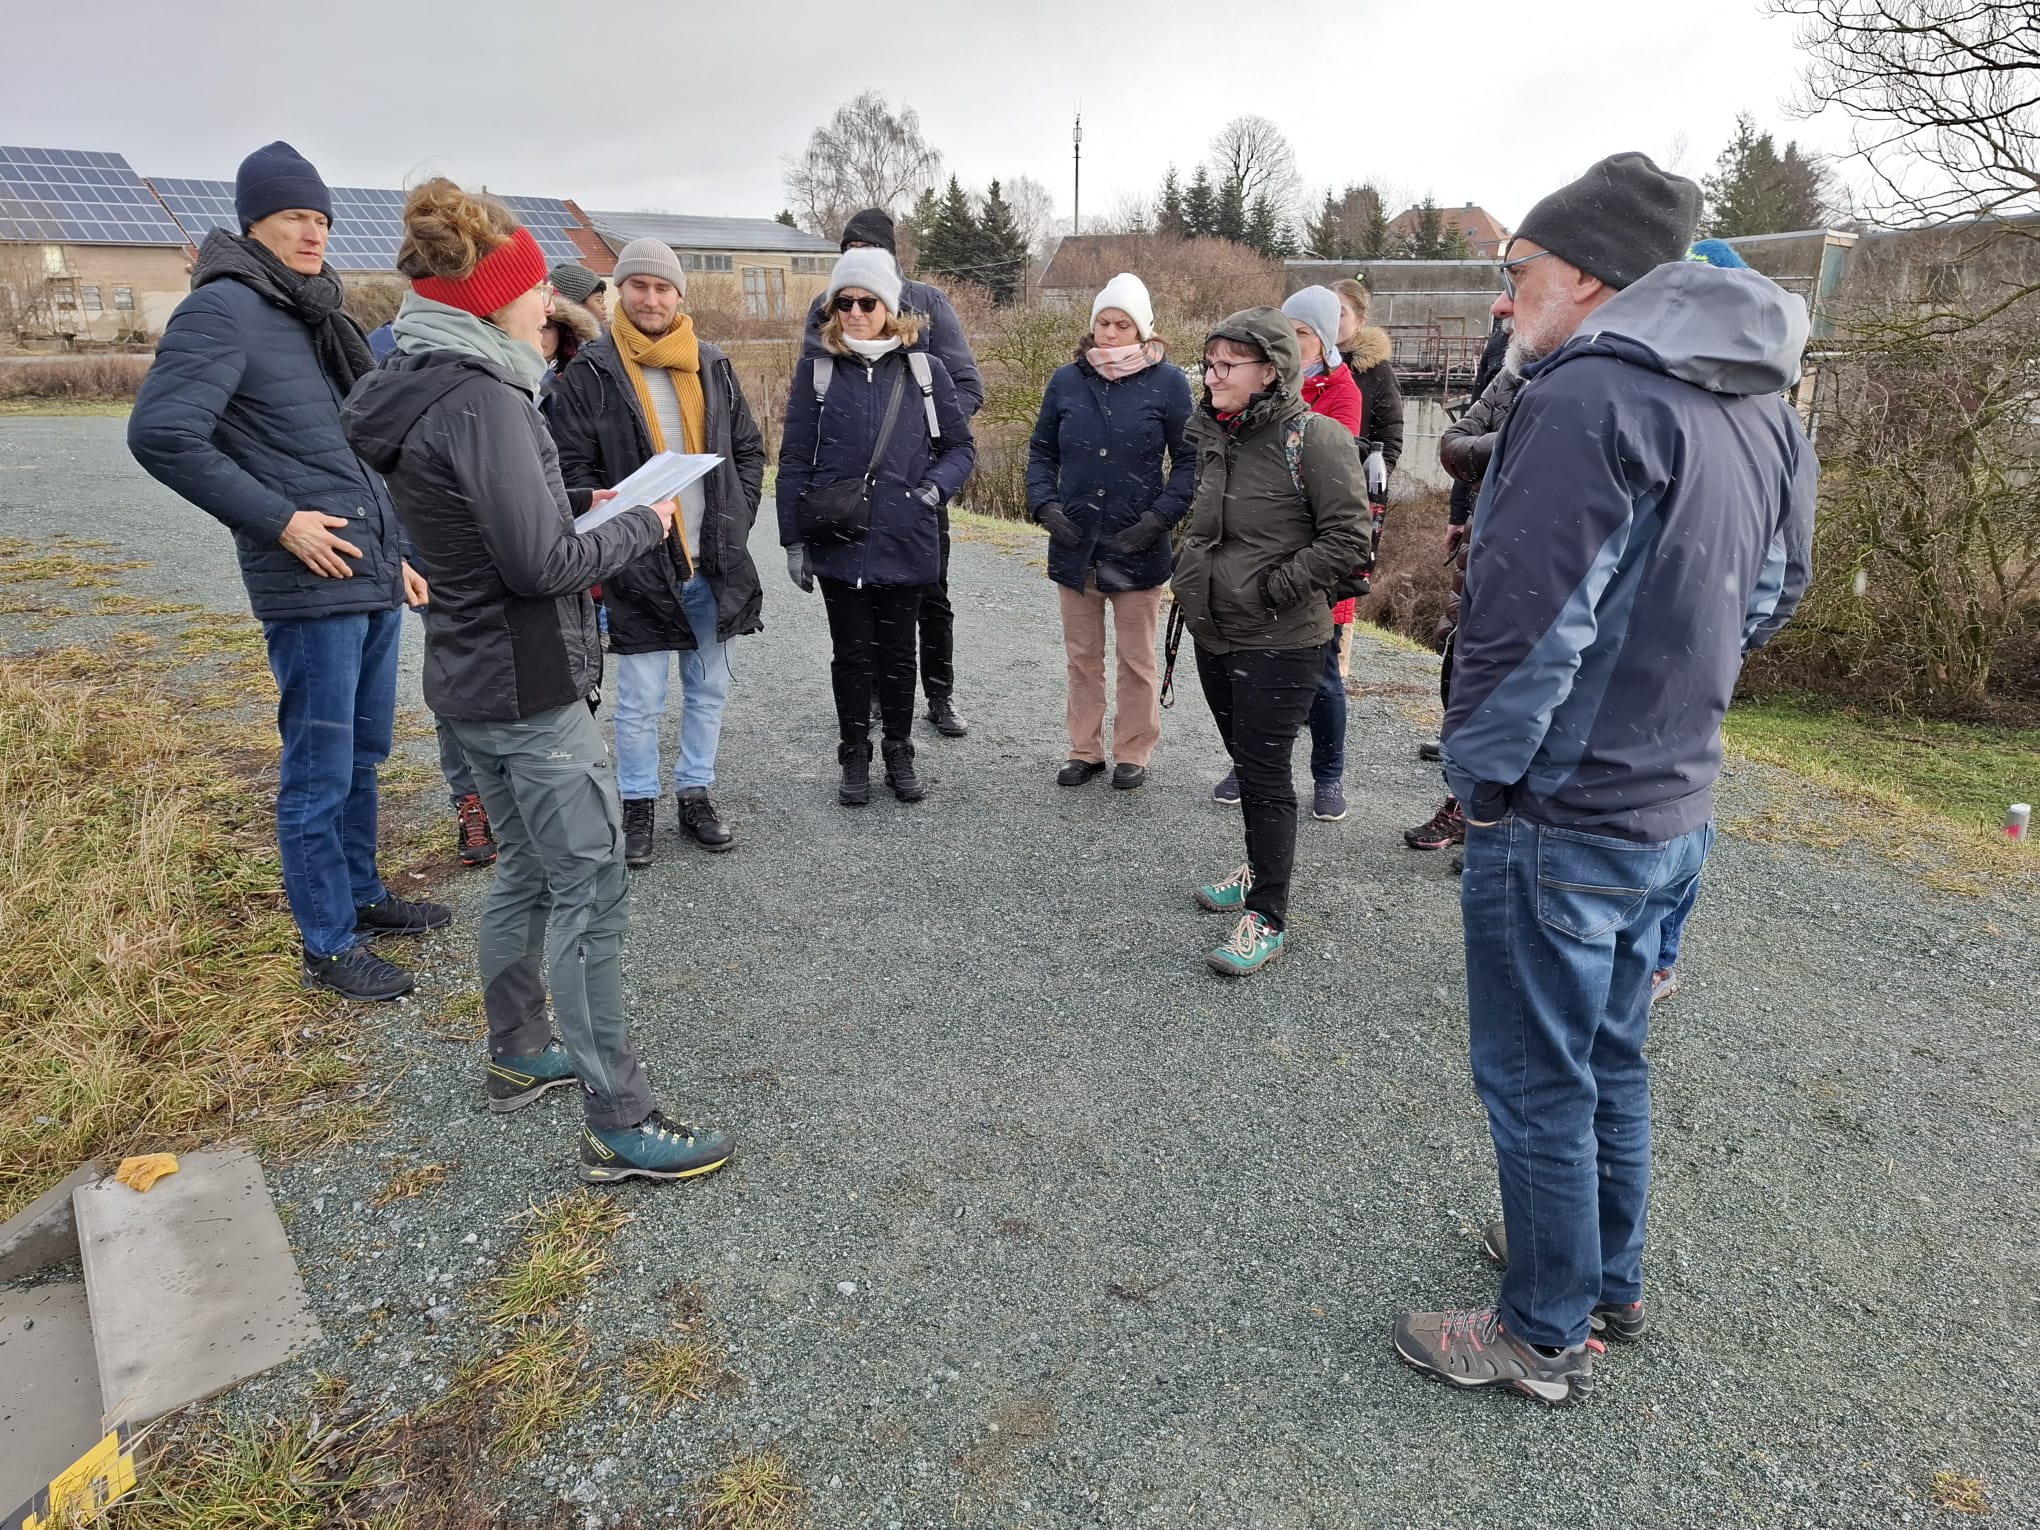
[{"xmin": 444, "ymin": 702, "xmax": 655, "ymax": 1131}]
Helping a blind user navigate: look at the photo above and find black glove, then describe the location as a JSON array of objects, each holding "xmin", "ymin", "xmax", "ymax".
[
  {"xmin": 1101, "ymin": 512, "xmax": 1167, "ymax": 557},
  {"xmin": 1258, "ymin": 565, "xmax": 1298, "ymax": 612},
  {"xmin": 1331, "ymin": 572, "xmax": 1372, "ymax": 604},
  {"xmin": 1036, "ymin": 503, "xmax": 1085, "ymax": 548},
  {"xmin": 785, "ymin": 545, "xmax": 814, "ymax": 593},
  {"xmin": 911, "ymin": 482, "xmax": 944, "ymax": 509}
]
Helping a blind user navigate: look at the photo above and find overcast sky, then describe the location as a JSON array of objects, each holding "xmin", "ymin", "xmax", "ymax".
[{"xmin": 8, "ymin": 0, "xmax": 1857, "ymax": 231}]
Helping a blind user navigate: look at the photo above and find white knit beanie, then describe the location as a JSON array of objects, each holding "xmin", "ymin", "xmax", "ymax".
[
  {"xmin": 1091, "ymin": 272, "xmax": 1155, "ymax": 341},
  {"xmin": 1281, "ymin": 285, "xmax": 1343, "ymax": 369},
  {"xmin": 827, "ymin": 247, "xmax": 904, "ymax": 313}
]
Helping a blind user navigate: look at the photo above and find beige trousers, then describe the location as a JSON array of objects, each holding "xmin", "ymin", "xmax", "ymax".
[{"xmin": 1056, "ymin": 579, "xmax": 1166, "ymax": 766}]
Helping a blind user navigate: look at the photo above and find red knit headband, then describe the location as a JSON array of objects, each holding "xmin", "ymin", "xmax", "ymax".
[{"xmin": 411, "ymin": 225, "xmax": 549, "ymax": 317}]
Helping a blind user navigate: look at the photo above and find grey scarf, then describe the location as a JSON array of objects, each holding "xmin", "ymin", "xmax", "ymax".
[{"xmin": 391, "ymin": 292, "xmax": 549, "ymax": 399}]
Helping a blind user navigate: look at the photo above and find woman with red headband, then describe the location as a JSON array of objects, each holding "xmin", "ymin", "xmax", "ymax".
[{"xmin": 343, "ymin": 177, "xmax": 735, "ymax": 1187}]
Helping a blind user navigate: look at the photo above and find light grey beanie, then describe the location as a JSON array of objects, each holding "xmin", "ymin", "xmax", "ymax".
[
  {"xmin": 1281, "ymin": 286, "xmax": 1343, "ymax": 369},
  {"xmin": 611, "ymin": 237, "xmax": 687, "ymax": 294},
  {"xmin": 827, "ymin": 247, "xmax": 904, "ymax": 313}
]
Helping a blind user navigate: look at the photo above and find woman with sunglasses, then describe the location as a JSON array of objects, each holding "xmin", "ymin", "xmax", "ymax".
[
  {"xmin": 778, "ymin": 249, "xmax": 975, "ymax": 806},
  {"xmin": 343, "ymin": 178, "xmax": 735, "ymax": 1184},
  {"xmin": 1170, "ymin": 308, "xmax": 1372, "ymax": 977}
]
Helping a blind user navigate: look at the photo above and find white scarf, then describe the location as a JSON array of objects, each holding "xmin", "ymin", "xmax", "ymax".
[{"xmin": 844, "ymin": 335, "xmax": 902, "ymax": 361}]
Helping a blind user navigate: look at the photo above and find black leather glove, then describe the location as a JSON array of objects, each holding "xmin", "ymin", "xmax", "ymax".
[
  {"xmin": 1036, "ymin": 503, "xmax": 1085, "ymax": 548},
  {"xmin": 1331, "ymin": 572, "xmax": 1372, "ymax": 604},
  {"xmin": 785, "ymin": 545, "xmax": 814, "ymax": 593},
  {"xmin": 1101, "ymin": 512, "xmax": 1167, "ymax": 557}
]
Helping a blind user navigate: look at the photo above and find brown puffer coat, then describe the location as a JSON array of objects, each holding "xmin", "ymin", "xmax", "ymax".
[{"xmin": 1171, "ymin": 307, "xmax": 1373, "ymax": 655}]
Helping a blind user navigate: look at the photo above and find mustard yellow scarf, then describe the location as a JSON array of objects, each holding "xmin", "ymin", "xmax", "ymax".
[{"xmin": 611, "ymin": 306, "xmax": 706, "ymax": 456}]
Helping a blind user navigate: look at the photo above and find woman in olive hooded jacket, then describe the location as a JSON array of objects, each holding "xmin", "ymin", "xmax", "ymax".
[{"xmin": 1172, "ymin": 307, "xmax": 1372, "ymax": 977}]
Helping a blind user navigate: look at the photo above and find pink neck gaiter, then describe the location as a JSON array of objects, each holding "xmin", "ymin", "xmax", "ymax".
[{"xmin": 1085, "ymin": 340, "xmax": 1163, "ymax": 381}]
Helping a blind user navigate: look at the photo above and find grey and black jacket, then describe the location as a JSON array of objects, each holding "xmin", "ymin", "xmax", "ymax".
[
  {"xmin": 342, "ymin": 350, "xmax": 665, "ymax": 722},
  {"xmin": 1442, "ymin": 260, "xmax": 1819, "ymax": 840}
]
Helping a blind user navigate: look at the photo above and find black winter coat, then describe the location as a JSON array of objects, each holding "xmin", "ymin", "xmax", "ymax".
[
  {"xmin": 1025, "ymin": 353, "xmax": 1195, "ymax": 593},
  {"xmin": 342, "ymin": 351, "xmax": 665, "ymax": 722},
  {"xmin": 129, "ymin": 273, "xmax": 405, "ymax": 622},
  {"xmin": 802, "ymin": 278, "xmax": 985, "ymax": 417},
  {"xmin": 542, "ymin": 336, "xmax": 767, "ymax": 655},
  {"xmin": 1449, "ymin": 325, "xmax": 1514, "ymax": 525},
  {"xmin": 776, "ymin": 347, "xmax": 976, "ymax": 588},
  {"xmin": 1342, "ymin": 325, "xmax": 1405, "ymax": 474}
]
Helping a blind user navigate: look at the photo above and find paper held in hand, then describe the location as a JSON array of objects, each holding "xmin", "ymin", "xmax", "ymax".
[{"xmin": 574, "ymin": 452, "xmax": 723, "ymax": 534}]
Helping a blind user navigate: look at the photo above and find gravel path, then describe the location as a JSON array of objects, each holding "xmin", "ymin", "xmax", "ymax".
[{"xmin": 4, "ymin": 416, "xmax": 2037, "ymax": 1529}]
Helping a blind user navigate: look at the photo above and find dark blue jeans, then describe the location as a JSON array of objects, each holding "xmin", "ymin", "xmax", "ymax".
[
  {"xmin": 1658, "ymin": 867, "xmax": 1702, "ymax": 968},
  {"xmin": 1306, "ymin": 627, "xmax": 1347, "ymax": 785},
  {"xmin": 1461, "ymin": 814, "xmax": 1713, "ymax": 1348},
  {"xmin": 262, "ymin": 608, "xmax": 401, "ymax": 958}
]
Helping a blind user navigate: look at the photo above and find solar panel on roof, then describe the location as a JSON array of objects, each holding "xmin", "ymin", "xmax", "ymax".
[{"xmin": 0, "ymin": 146, "xmax": 185, "ymax": 246}]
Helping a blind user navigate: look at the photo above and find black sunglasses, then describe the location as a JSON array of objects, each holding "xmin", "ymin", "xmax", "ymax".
[{"xmin": 833, "ymin": 295, "xmax": 881, "ymax": 314}]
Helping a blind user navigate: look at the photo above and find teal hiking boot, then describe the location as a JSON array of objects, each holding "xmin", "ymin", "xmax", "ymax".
[
  {"xmin": 581, "ymin": 1110, "xmax": 734, "ymax": 1184},
  {"xmin": 1195, "ymin": 862, "xmax": 1254, "ymax": 913},
  {"xmin": 486, "ymin": 1040, "xmax": 580, "ymax": 1114},
  {"xmin": 1207, "ymin": 911, "xmax": 1283, "ymax": 976}
]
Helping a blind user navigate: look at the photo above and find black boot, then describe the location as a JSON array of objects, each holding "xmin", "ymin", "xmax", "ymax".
[
  {"xmin": 676, "ymin": 788, "xmax": 735, "ymax": 852},
  {"xmin": 837, "ymin": 741, "xmax": 872, "ymax": 807},
  {"xmin": 881, "ymin": 740, "xmax": 924, "ymax": 802},
  {"xmin": 927, "ymin": 696, "xmax": 969, "ymax": 737},
  {"xmin": 622, "ymin": 798, "xmax": 655, "ymax": 867}
]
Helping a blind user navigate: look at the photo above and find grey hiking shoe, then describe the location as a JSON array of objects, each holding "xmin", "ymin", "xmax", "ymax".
[
  {"xmin": 1481, "ymin": 1220, "xmax": 1648, "ymax": 1342},
  {"xmin": 1393, "ymin": 1304, "xmax": 1602, "ymax": 1406}
]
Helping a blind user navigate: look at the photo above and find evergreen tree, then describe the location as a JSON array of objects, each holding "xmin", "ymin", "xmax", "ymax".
[
  {"xmin": 1156, "ymin": 167, "xmax": 1187, "ymax": 239},
  {"xmin": 775, "ymin": 209, "xmax": 798, "ymax": 228},
  {"xmin": 1305, "ymin": 190, "xmax": 1343, "ymax": 258},
  {"xmin": 1358, "ymin": 189, "xmax": 1389, "ymax": 259},
  {"xmin": 1183, "ymin": 167, "xmax": 1217, "ymax": 240},
  {"xmin": 1215, "ymin": 176, "xmax": 1248, "ymax": 244},
  {"xmin": 1704, "ymin": 113, "xmax": 1792, "ymax": 237},
  {"xmin": 920, "ymin": 175, "xmax": 982, "ymax": 283},
  {"xmin": 1245, "ymin": 194, "xmax": 1283, "ymax": 257},
  {"xmin": 1777, "ymin": 142, "xmax": 1836, "ymax": 230},
  {"xmin": 905, "ymin": 186, "xmax": 942, "ymax": 274},
  {"xmin": 1409, "ymin": 197, "xmax": 1446, "ymax": 259},
  {"xmin": 1438, "ymin": 224, "xmax": 1472, "ymax": 260},
  {"xmin": 977, "ymin": 179, "xmax": 1029, "ymax": 304}
]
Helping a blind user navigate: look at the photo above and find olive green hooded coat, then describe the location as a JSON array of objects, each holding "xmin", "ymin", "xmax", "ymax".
[{"xmin": 1170, "ymin": 307, "xmax": 1373, "ymax": 654}]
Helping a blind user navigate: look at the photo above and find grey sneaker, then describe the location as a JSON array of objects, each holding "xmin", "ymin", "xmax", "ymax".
[
  {"xmin": 1312, "ymin": 781, "xmax": 1347, "ymax": 821},
  {"xmin": 1651, "ymin": 967, "xmax": 1680, "ymax": 1005},
  {"xmin": 1481, "ymin": 1220, "xmax": 1648, "ymax": 1342},
  {"xmin": 1393, "ymin": 1304, "xmax": 1601, "ymax": 1406}
]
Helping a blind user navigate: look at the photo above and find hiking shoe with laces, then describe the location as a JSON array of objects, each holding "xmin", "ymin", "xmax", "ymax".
[
  {"xmin": 1207, "ymin": 911, "xmax": 1283, "ymax": 976},
  {"xmin": 1651, "ymin": 967, "xmax": 1680, "ymax": 1005},
  {"xmin": 1419, "ymin": 739, "xmax": 1444, "ymax": 763},
  {"xmin": 455, "ymin": 793, "xmax": 496, "ymax": 867},
  {"xmin": 677, "ymin": 788, "xmax": 734, "ymax": 852},
  {"xmin": 1211, "ymin": 770, "xmax": 1241, "ymax": 804},
  {"xmin": 882, "ymin": 740, "xmax": 924, "ymax": 802},
  {"xmin": 486, "ymin": 1040, "xmax": 579, "ymax": 1113},
  {"xmin": 1058, "ymin": 759, "xmax": 1107, "ymax": 787},
  {"xmin": 302, "ymin": 944, "xmax": 414, "ymax": 1002},
  {"xmin": 355, "ymin": 894, "xmax": 453, "ymax": 937},
  {"xmin": 1195, "ymin": 862, "xmax": 1253, "ymax": 913},
  {"xmin": 927, "ymin": 697, "xmax": 969, "ymax": 737},
  {"xmin": 1393, "ymin": 1304, "xmax": 1602, "ymax": 1406},
  {"xmin": 622, "ymin": 798, "xmax": 655, "ymax": 867},
  {"xmin": 1312, "ymin": 781, "xmax": 1348, "ymax": 821},
  {"xmin": 1404, "ymin": 796, "xmax": 1465, "ymax": 851},
  {"xmin": 1481, "ymin": 1220, "xmax": 1649, "ymax": 1342},
  {"xmin": 580, "ymin": 1111, "xmax": 734, "ymax": 1184},
  {"xmin": 838, "ymin": 742, "xmax": 872, "ymax": 807}
]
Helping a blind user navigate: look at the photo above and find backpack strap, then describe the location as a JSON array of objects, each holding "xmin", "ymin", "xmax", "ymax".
[
  {"xmin": 811, "ymin": 355, "xmax": 834, "ymax": 402},
  {"xmin": 906, "ymin": 350, "xmax": 940, "ymax": 440},
  {"xmin": 1283, "ymin": 416, "xmax": 1308, "ymax": 502}
]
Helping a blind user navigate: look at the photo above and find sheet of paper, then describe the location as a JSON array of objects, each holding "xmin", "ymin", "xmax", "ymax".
[{"xmin": 575, "ymin": 453, "xmax": 723, "ymax": 534}]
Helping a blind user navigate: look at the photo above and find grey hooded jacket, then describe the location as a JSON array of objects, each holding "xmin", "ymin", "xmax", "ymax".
[{"xmin": 1441, "ymin": 260, "xmax": 1819, "ymax": 840}]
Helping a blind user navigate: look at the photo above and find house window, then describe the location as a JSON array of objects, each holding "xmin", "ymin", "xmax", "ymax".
[
  {"xmin": 678, "ymin": 252, "xmax": 733, "ymax": 273},
  {"xmin": 113, "ymin": 286, "xmax": 134, "ymax": 311},
  {"xmin": 790, "ymin": 256, "xmax": 831, "ymax": 275},
  {"xmin": 53, "ymin": 281, "xmax": 76, "ymax": 311},
  {"xmin": 81, "ymin": 285, "xmax": 102, "ymax": 311},
  {"xmin": 742, "ymin": 266, "xmax": 786, "ymax": 319}
]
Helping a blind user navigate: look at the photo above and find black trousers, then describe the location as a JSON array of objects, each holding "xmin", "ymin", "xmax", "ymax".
[
  {"xmin": 918, "ymin": 506, "xmax": 954, "ymax": 703},
  {"xmin": 1195, "ymin": 641, "xmax": 1327, "ymax": 930},
  {"xmin": 821, "ymin": 577, "xmax": 928, "ymax": 749}
]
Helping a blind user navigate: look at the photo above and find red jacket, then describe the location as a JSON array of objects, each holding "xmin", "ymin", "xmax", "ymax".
[{"xmin": 1300, "ymin": 364, "xmax": 1363, "ymax": 438}]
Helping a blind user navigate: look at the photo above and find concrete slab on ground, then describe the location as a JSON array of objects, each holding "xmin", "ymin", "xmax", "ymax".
[
  {"xmin": 0, "ymin": 1162, "xmax": 99, "ymax": 1283},
  {"xmin": 73, "ymin": 1148, "xmax": 320, "ymax": 1426},
  {"xmin": 0, "ymin": 1280, "xmax": 103, "ymax": 1514}
]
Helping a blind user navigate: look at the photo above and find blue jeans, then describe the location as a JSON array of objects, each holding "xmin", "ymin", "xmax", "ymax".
[
  {"xmin": 1658, "ymin": 868, "xmax": 1702, "ymax": 968},
  {"xmin": 262, "ymin": 608, "xmax": 401, "ymax": 958},
  {"xmin": 1306, "ymin": 628, "xmax": 1347, "ymax": 785},
  {"xmin": 612, "ymin": 577, "xmax": 731, "ymax": 798},
  {"xmin": 1460, "ymin": 814, "xmax": 1713, "ymax": 1348}
]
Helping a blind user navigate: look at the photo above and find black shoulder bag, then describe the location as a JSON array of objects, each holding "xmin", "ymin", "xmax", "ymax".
[{"xmin": 795, "ymin": 362, "xmax": 907, "ymax": 547}]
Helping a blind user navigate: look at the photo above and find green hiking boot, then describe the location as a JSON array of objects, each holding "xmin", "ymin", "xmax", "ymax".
[
  {"xmin": 1207, "ymin": 911, "xmax": 1283, "ymax": 976},
  {"xmin": 581, "ymin": 1110, "xmax": 734, "ymax": 1184},
  {"xmin": 1195, "ymin": 862, "xmax": 1254, "ymax": 913},
  {"xmin": 486, "ymin": 1039, "xmax": 579, "ymax": 1114}
]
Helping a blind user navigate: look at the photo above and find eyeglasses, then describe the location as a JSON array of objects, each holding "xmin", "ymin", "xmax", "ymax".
[
  {"xmin": 833, "ymin": 295, "xmax": 881, "ymax": 314},
  {"xmin": 1498, "ymin": 249, "xmax": 1551, "ymax": 299},
  {"xmin": 1202, "ymin": 356, "xmax": 1266, "ymax": 379}
]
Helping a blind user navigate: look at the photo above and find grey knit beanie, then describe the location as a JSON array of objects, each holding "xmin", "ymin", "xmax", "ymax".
[
  {"xmin": 1512, "ymin": 152, "xmax": 1702, "ymax": 291},
  {"xmin": 611, "ymin": 237, "xmax": 687, "ymax": 294},
  {"xmin": 549, "ymin": 263, "xmax": 604, "ymax": 305},
  {"xmin": 826, "ymin": 247, "xmax": 903, "ymax": 312},
  {"xmin": 1281, "ymin": 286, "xmax": 1343, "ymax": 368}
]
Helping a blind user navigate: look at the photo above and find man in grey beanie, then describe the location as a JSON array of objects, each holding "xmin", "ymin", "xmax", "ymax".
[
  {"xmin": 551, "ymin": 262, "xmax": 608, "ymax": 323},
  {"xmin": 1392, "ymin": 152, "xmax": 1819, "ymax": 1405}
]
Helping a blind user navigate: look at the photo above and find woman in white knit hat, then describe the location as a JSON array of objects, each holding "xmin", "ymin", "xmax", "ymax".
[{"xmin": 1024, "ymin": 273, "xmax": 1195, "ymax": 790}]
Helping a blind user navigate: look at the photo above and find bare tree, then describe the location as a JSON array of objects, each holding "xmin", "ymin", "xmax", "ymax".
[
  {"xmin": 782, "ymin": 91, "xmax": 944, "ymax": 239},
  {"xmin": 1002, "ymin": 174, "xmax": 1059, "ymax": 257},
  {"xmin": 1208, "ymin": 116, "xmax": 1302, "ymax": 217}
]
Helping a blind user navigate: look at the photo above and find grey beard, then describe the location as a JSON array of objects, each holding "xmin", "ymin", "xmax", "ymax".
[{"xmin": 1505, "ymin": 332, "xmax": 1546, "ymax": 372}]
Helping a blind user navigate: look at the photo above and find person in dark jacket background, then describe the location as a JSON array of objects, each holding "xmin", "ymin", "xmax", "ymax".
[
  {"xmin": 780, "ymin": 249, "xmax": 975, "ymax": 807},
  {"xmin": 1332, "ymin": 278, "xmax": 1404, "ymax": 477},
  {"xmin": 545, "ymin": 238, "xmax": 767, "ymax": 865},
  {"xmin": 538, "ymin": 289, "xmax": 599, "ymax": 394},
  {"xmin": 1027, "ymin": 273, "xmax": 1193, "ymax": 791},
  {"xmin": 1395, "ymin": 153, "xmax": 1817, "ymax": 1407},
  {"xmin": 550, "ymin": 262, "xmax": 609, "ymax": 324},
  {"xmin": 803, "ymin": 207, "xmax": 982, "ymax": 739},
  {"xmin": 344, "ymin": 178, "xmax": 733, "ymax": 1188},
  {"xmin": 1172, "ymin": 308, "xmax": 1371, "ymax": 978},
  {"xmin": 129, "ymin": 140, "xmax": 447, "ymax": 1004}
]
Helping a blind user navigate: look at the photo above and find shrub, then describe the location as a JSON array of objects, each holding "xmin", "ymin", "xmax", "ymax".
[{"xmin": 0, "ymin": 355, "xmax": 152, "ymax": 402}]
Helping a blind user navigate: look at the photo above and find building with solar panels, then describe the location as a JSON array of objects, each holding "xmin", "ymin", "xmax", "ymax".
[{"xmin": 586, "ymin": 213, "xmax": 839, "ymax": 320}]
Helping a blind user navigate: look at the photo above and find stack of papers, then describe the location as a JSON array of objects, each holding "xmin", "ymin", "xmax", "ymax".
[{"xmin": 575, "ymin": 453, "xmax": 723, "ymax": 534}]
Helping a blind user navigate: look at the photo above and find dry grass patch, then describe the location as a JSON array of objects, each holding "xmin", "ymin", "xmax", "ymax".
[
  {"xmin": 1931, "ymin": 1469, "xmax": 1993, "ymax": 1514},
  {"xmin": 485, "ymin": 1192, "xmax": 634, "ymax": 1325},
  {"xmin": 370, "ymin": 1158, "xmax": 456, "ymax": 1208},
  {"xmin": 105, "ymin": 1410, "xmax": 387, "ymax": 1530},
  {"xmin": 692, "ymin": 1448, "xmax": 805, "ymax": 1530},
  {"xmin": 625, "ymin": 1335, "xmax": 736, "ymax": 1416}
]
